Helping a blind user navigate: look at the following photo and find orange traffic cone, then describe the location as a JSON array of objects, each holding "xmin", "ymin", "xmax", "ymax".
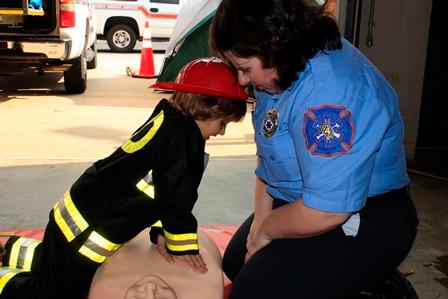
[{"xmin": 132, "ymin": 20, "xmax": 156, "ymax": 78}]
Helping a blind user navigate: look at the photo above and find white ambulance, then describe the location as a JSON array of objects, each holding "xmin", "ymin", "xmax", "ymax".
[{"xmin": 92, "ymin": 0, "xmax": 184, "ymax": 52}]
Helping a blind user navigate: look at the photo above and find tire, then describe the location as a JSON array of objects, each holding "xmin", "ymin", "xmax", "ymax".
[
  {"xmin": 106, "ymin": 24, "xmax": 137, "ymax": 52},
  {"xmin": 87, "ymin": 39, "xmax": 98, "ymax": 70},
  {"xmin": 64, "ymin": 48, "xmax": 87, "ymax": 94}
]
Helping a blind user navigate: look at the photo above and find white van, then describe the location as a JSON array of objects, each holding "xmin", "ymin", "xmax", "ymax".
[{"xmin": 91, "ymin": 0, "xmax": 183, "ymax": 52}]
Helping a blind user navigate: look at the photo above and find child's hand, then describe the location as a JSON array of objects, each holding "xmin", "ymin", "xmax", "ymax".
[
  {"xmin": 156, "ymin": 234, "xmax": 174, "ymax": 265},
  {"xmin": 155, "ymin": 234, "xmax": 208, "ymax": 273},
  {"xmin": 175, "ymin": 253, "xmax": 208, "ymax": 273}
]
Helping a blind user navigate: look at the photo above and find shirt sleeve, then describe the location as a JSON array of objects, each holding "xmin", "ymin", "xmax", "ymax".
[
  {"xmin": 152, "ymin": 124, "xmax": 205, "ymax": 255},
  {"xmin": 292, "ymin": 94, "xmax": 393, "ymax": 213}
]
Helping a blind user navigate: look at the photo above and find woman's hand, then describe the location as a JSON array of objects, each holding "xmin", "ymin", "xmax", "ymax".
[
  {"xmin": 246, "ymin": 174, "xmax": 274, "ymax": 260},
  {"xmin": 244, "ymin": 199, "xmax": 351, "ymax": 262},
  {"xmin": 246, "ymin": 208, "xmax": 272, "ymax": 261},
  {"xmin": 247, "ymin": 215, "xmax": 262, "ymax": 245},
  {"xmin": 156, "ymin": 234, "xmax": 208, "ymax": 273},
  {"xmin": 245, "ymin": 227, "xmax": 271, "ymax": 262}
]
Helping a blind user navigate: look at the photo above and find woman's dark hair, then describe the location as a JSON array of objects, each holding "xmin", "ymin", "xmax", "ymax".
[
  {"xmin": 169, "ymin": 92, "xmax": 247, "ymax": 122},
  {"xmin": 210, "ymin": 0, "xmax": 341, "ymax": 90}
]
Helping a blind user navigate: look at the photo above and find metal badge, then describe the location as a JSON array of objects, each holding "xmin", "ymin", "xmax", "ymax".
[{"xmin": 262, "ymin": 108, "xmax": 279, "ymax": 137}]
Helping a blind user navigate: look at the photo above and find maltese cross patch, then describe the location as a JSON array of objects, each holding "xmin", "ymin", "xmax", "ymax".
[{"xmin": 303, "ymin": 104, "xmax": 354, "ymax": 157}]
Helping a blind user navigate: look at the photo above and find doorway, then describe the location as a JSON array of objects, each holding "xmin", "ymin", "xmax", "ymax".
[{"xmin": 413, "ymin": 0, "xmax": 448, "ymax": 178}]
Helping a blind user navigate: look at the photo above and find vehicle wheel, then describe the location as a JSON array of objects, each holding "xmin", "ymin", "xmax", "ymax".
[
  {"xmin": 106, "ymin": 24, "xmax": 137, "ymax": 52},
  {"xmin": 87, "ymin": 39, "xmax": 98, "ymax": 69},
  {"xmin": 64, "ymin": 49, "xmax": 87, "ymax": 94}
]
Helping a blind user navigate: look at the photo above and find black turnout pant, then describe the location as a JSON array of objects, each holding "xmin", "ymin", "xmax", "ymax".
[
  {"xmin": 223, "ymin": 186, "xmax": 418, "ymax": 299},
  {"xmin": 1, "ymin": 211, "xmax": 99, "ymax": 299}
]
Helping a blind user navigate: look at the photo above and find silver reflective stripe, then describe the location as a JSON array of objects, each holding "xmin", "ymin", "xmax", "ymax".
[
  {"xmin": 136, "ymin": 169, "xmax": 155, "ymax": 199},
  {"xmin": 16, "ymin": 238, "xmax": 37, "ymax": 269},
  {"xmin": 78, "ymin": 231, "xmax": 121, "ymax": 263},
  {"xmin": 58, "ymin": 195, "xmax": 84, "ymax": 238},
  {"xmin": 53, "ymin": 191, "xmax": 89, "ymax": 242},
  {"xmin": 163, "ymin": 230, "xmax": 199, "ymax": 252},
  {"xmin": 16, "ymin": 240, "xmax": 30, "ymax": 268},
  {"xmin": 83, "ymin": 239, "xmax": 114, "ymax": 258},
  {"xmin": 0, "ymin": 268, "xmax": 24, "ymax": 293},
  {"xmin": 8, "ymin": 237, "xmax": 41, "ymax": 270},
  {"xmin": 143, "ymin": 172, "xmax": 153, "ymax": 184}
]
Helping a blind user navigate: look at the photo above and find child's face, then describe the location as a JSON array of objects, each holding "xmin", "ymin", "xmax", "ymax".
[{"xmin": 195, "ymin": 118, "xmax": 228, "ymax": 140}]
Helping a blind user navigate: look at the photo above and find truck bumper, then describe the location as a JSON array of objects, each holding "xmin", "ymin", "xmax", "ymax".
[
  {"xmin": 0, "ymin": 39, "xmax": 71, "ymax": 60},
  {"xmin": 0, "ymin": 39, "xmax": 72, "ymax": 74}
]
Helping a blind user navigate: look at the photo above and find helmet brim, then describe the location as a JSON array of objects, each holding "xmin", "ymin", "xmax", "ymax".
[{"xmin": 150, "ymin": 82, "xmax": 247, "ymax": 101}]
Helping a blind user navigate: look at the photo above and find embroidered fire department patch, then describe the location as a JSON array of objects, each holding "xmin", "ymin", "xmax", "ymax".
[{"xmin": 303, "ymin": 104, "xmax": 354, "ymax": 156}]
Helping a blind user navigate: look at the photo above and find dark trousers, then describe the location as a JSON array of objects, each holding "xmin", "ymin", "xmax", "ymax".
[
  {"xmin": 1, "ymin": 212, "xmax": 99, "ymax": 299},
  {"xmin": 223, "ymin": 187, "xmax": 418, "ymax": 299}
]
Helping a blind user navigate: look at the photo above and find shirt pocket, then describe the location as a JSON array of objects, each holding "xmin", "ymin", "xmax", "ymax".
[{"xmin": 256, "ymin": 127, "xmax": 301, "ymax": 184}]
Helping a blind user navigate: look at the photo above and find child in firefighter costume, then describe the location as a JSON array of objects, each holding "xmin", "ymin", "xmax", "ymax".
[{"xmin": 0, "ymin": 57, "xmax": 248, "ymax": 299}]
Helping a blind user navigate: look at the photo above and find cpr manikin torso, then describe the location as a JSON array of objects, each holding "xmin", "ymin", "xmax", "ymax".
[{"xmin": 88, "ymin": 229, "xmax": 223, "ymax": 299}]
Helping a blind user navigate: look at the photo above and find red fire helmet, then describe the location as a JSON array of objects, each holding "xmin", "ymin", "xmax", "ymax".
[{"xmin": 150, "ymin": 57, "xmax": 248, "ymax": 101}]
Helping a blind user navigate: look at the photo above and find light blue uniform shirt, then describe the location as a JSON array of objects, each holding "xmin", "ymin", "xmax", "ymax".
[{"xmin": 253, "ymin": 38, "xmax": 409, "ymax": 213}]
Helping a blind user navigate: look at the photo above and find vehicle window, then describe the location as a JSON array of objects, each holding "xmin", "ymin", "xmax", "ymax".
[{"xmin": 150, "ymin": 0, "xmax": 179, "ymax": 4}]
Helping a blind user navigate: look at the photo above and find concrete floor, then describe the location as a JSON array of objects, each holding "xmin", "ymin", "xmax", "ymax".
[
  {"xmin": 399, "ymin": 172, "xmax": 448, "ymax": 299},
  {"xmin": 0, "ymin": 51, "xmax": 447, "ymax": 298}
]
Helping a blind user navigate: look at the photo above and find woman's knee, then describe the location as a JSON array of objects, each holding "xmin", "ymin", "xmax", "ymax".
[
  {"xmin": 222, "ymin": 215, "xmax": 253, "ymax": 281},
  {"xmin": 222, "ymin": 252, "xmax": 241, "ymax": 282}
]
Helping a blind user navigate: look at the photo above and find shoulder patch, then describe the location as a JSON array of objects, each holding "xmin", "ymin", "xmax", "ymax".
[{"xmin": 303, "ymin": 104, "xmax": 354, "ymax": 157}]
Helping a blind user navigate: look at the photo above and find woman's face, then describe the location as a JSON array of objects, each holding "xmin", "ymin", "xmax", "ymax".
[{"xmin": 224, "ymin": 52, "xmax": 280, "ymax": 94}]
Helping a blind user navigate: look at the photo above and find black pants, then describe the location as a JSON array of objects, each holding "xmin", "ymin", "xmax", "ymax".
[
  {"xmin": 1, "ymin": 212, "xmax": 99, "ymax": 299},
  {"xmin": 223, "ymin": 187, "xmax": 418, "ymax": 299}
]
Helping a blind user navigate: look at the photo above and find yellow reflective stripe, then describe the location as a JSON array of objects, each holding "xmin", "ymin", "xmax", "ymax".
[
  {"xmin": 89, "ymin": 231, "xmax": 120, "ymax": 251},
  {"xmin": 79, "ymin": 246, "xmax": 107, "ymax": 263},
  {"xmin": 53, "ymin": 201, "xmax": 75, "ymax": 241},
  {"xmin": 23, "ymin": 240, "xmax": 40, "ymax": 270},
  {"xmin": 163, "ymin": 230, "xmax": 198, "ymax": 241},
  {"xmin": 53, "ymin": 201, "xmax": 74, "ymax": 241},
  {"xmin": 136, "ymin": 178, "xmax": 155, "ymax": 198},
  {"xmin": 78, "ymin": 231, "xmax": 121, "ymax": 264},
  {"xmin": 121, "ymin": 110, "xmax": 164, "ymax": 153},
  {"xmin": 152, "ymin": 220, "xmax": 162, "ymax": 228},
  {"xmin": 0, "ymin": 268, "xmax": 24, "ymax": 293},
  {"xmin": 8, "ymin": 238, "xmax": 23, "ymax": 269},
  {"xmin": 136, "ymin": 170, "xmax": 155, "ymax": 198},
  {"xmin": 53, "ymin": 191, "xmax": 89, "ymax": 242},
  {"xmin": 165, "ymin": 243, "xmax": 199, "ymax": 252},
  {"xmin": 78, "ymin": 246, "xmax": 106, "ymax": 263},
  {"xmin": 7, "ymin": 237, "xmax": 41, "ymax": 270},
  {"xmin": 163, "ymin": 229, "xmax": 199, "ymax": 252},
  {"xmin": 63, "ymin": 192, "xmax": 89, "ymax": 233}
]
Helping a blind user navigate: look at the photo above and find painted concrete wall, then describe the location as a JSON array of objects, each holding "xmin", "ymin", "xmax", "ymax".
[{"xmin": 354, "ymin": 0, "xmax": 433, "ymax": 160}]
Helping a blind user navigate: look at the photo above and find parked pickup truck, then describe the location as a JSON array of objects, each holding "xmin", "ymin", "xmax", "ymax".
[
  {"xmin": 91, "ymin": 0, "xmax": 182, "ymax": 52},
  {"xmin": 0, "ymin": 0, "xmax": 98, "ymax": 94}
]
